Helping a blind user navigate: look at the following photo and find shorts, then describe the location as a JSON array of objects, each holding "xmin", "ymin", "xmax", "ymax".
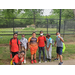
[
  {"xmin": 30, "ymin": 46, "xmax": 38, "ymax": 55},
  {"xmin": 11, "ymin": 52, "xmax": 18, "ymax": 57},
  {"xmin": 56, "ymin": 47, "xmax": 63, "ymax": 55}
]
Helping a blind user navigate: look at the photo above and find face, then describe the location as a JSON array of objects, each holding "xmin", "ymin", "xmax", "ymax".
[
  {"xmin": 19, "ymin": 53, "xmax": 24, "ymax": 58},
  {"xmin": 40, "ymin": 32, "xmax": 43, "ymax": 36},
  {"xmin": 32, "ymin": 33, "xmax": 36, "ymax": 38},
  {"xmin": 13, "ymin": 34, "xmax": 18, "ymax": 38},
  {"xmin": 56, "ymin": 32, "xmax": 60, "ymax": 37},
  {"xmin": 22, "ymin": 35, "xmax": 25, "ymax": 38}
]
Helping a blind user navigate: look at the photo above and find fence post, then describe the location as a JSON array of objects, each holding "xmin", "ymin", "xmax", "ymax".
[
  {"xmin": 47, "ymin": 19, "xmax": 48, "ymax": 34},
  {"xmin": 59, "ymin": 9, "xmax": 62, "ymax": 33},
  {"xmin": 13, "ymin": 18, "xmax": 14, "ymax": 34},
  {"xmin": 63, "ymin": 21, "xmax": 65, "ymax": 38}
]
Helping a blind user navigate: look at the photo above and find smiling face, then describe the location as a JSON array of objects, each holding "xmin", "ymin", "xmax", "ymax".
[
  {"xmin": 22, "ymin": 34, "xmax": 25, "ymax": 38},
  {"xmin": 32, "ymin": 33, "xmax": 36, "ymax": 38},
  {"xmin": 19, "ymin": 52, "xmax": 24, "ymax": 58}
]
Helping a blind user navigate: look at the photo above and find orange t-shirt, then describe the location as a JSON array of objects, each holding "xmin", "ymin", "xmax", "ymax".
[
  {"xmin": 9, "ymin": 39, "xmax": 20, "ymax": 52},
  {"xmin": 12, "ymin": 54, "xmax": 24, "ymax": 63}
]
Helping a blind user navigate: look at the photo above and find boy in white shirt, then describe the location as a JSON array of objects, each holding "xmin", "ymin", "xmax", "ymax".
[
  {"xmin": 46, "ymin": 34, "xmax": 52, "ymax": 62},
  {"xmin": 20, "ymin": 34, "xmax": 28, "ymax": 63}
]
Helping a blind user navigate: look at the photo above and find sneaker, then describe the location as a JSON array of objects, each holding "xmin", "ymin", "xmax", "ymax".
[
  {"xmin": 49, "ymin": 59, "xmax": 51, "ymax": 62},
  {"xmin": 43, "ymin": 60, "xmax": 47, "ymax": 63},
  {"xmin": 39, "ymin": 60, "xmax": 41, "ymax": 63},
  {"xmin": 34, "ymin": 59, "xmax": 37, "ymax": 63},
  {"xmin": 54, "ymin": 58, "xmax": 59, "ymax": 60},
  {"xmin": 31, "ymin": 60, "xmax": 34, "ymax": 64},
  {"xmin": 24, "ymin": 59, "xmax": 26, "ymax": 63},
  {"xmin": 46, "ymin": 58, "xmax": 48, "ymax": 61},
  {"xmin": 59, "ymin": 62, "xmax": 63, "ymax": 65}
]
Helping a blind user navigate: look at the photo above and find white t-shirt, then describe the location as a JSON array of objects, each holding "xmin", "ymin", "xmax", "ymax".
[{"xmin": 20, "ymin": 38, "xmax": 28, "ymax": 49}]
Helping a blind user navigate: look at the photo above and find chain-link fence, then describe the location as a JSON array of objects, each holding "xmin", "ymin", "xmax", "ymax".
[{"xmin": 0, "ymin": 18, "xmax": 75, "ymax": 36}]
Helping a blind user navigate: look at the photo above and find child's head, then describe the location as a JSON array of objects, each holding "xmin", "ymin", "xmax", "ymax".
[
  {"xmin": 22, "ymin": 34, "xmax": 25, "ymax": 38},
  {"xmin": 46, "ymin": 34, "xmax": 51, "ymax": 38},
  {"xmin": 18, "ymin": 51, "xmax": 25, "ymax": 58},
  {"xmin": 40, "ymin": 31, "xmax": 43, "ymax": 36},
  {"xmin": 32, "ymin": 32, "xmax": 36, "ymax": 38},
  {"xmin": 13, "ymin": 33, "xmax": 18, "ymax": 39}
]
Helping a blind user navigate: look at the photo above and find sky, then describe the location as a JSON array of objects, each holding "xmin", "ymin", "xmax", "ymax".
[
  {"xmin": 20, "ymin": 9, "xmax": 52, "ymax": 16},
  {"xmin": 43, "ymin": 9, "xmax": 52, "ymax": 16}
]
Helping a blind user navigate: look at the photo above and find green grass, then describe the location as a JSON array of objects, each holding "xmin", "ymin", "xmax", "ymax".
[{"xmin": 0, "ymin": 44, "xmax": 75, "ymax": 65}]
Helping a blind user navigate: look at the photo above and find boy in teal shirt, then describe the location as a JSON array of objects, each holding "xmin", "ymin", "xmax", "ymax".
[{"xmin": 46, "ymin": 34, "xmax": 52, "ymax": 62}]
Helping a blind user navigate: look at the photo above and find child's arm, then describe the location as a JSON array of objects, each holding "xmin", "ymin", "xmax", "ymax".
[{"xmin": 48, "ymin": 43, "xmax": 51, "ymax": 51}]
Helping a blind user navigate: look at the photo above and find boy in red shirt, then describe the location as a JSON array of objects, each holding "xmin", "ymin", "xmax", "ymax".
[
  {"xmin": 9, "ymin": 33, "xmax": 21, "ymax": 58},
  {"xmin": 12, "ymin": 51, "xmax": 25, "ymax": 65},
  {"xmin": 38, "ymin": 31, "xmax": 46, "ymax": 63}
]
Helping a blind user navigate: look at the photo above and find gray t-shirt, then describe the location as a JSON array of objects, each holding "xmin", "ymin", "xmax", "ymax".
[{"xmin": 56, "ymin": 37, "xmax": 63, "ymax": 47}]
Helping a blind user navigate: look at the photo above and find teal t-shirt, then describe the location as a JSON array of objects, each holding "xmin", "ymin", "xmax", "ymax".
[{"xmin": 46, "ymin": 38, "xmax": 52, "ymax": 48}]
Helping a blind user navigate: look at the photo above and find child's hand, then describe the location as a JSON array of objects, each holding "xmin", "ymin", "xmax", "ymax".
[
  {"xmin": 47, "ymin": 48, "xmax": 49, "ymax": 51},
  {"xmin": 20, "ymin": 57, "xmax": 23, "ymax": 61}
]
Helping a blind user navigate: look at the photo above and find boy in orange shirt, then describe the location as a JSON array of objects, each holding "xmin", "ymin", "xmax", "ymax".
[
  {"xmin": 9, "ymin": 33, "xmax": 21, "ymax": 58},
  {"xmin": 28, "ymin": 32, "xmax": 38, "ymax": 64}
]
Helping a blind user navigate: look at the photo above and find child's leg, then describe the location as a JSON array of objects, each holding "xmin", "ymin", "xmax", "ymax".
[
  {"xmin": 39, "ymin": 47, "xmax": 41, "ymax": 61},
  {"xmin": 46, "ymin": 49, "xmax": 49, "ymax": 59},
  {"xmin": 42, "ymin": 47, "xmax": 45, "ymax": 61},
  {"xmin": 34, "ymin": 53, "xmax": 36, "ymax": 59},
  {"xmin": 49, "ymin": 47, "xmax": 52, "ymax": 59},
  {"xmin": 59, "ymin": 55, "xmax": 62, "ymax": 62},
  {"xmin": 31, "ymin": 54, "xmax": 33, "ymax": 60}
]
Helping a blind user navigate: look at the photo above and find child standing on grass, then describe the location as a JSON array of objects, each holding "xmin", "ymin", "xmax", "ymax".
[
  {"xmin": 28, "ymin": 32, "xmax": 38, "ymax": 64},
  {"xmin": 9, "ymin": 32, "xmax": 21, "ymax": 58},
  {"xmin": 46, "ymin": 34, "xmax": 52, "ymax": 62},
  {"xmin": 20, "ymin": 34, "xmax": 28, "ymax": 64}
]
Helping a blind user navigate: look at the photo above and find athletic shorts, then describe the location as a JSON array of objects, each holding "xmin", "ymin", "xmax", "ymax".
[
  {"xmin": 56, "ymin": 47, "xmax": 63, "ymax": 55},
  {"xmin": 11, "ymin": 52, "xmax": 18, "ymax": 57},
  {"xmin": 30, "ymin": 46, "xmax": 38, "ymax": 55}
]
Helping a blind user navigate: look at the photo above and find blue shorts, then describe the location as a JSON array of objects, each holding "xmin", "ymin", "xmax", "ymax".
[{"xmin": 56, "ymin": 47, "xmax": 63, "ymax": 55}]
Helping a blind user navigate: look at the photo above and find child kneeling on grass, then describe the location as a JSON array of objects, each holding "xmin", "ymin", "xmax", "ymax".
[
  {"xmin": 11, "ymin": 51, "xmax": 25, "ymax": 65},
  {"xmin": 46, "ymin": 34, "xmax": 52, "ymax": 62}
]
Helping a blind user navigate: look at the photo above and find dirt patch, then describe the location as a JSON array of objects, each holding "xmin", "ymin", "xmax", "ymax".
[
  {"xmin": 0, "ymin": 44, "xmax": 9, "ymax": 47},
  {"xmin": 64, "ymin": 42, "xmax": 75, "ymax": 45}
]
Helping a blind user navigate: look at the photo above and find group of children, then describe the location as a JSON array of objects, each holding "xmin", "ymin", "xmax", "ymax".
[{"xmin": 10, "ymin": 31, "xmax": 64, "ymax": 65}]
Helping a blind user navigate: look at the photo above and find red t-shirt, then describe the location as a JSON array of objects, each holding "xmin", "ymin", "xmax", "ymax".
[
  {"xmin": 9, "ymin": 39, "xmax": 20, "ymax": 52},
  {"xmin": 38, "ymin": 36, "xmax": 46, "ymax": 47},
  {"xmin": 12, "ymin": 54, "xmax": 24, "ymax": 63}
]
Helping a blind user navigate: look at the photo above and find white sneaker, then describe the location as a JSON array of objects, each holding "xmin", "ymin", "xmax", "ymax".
[
  {"xmin": 24, "ymin": 59, "xmax": 26, "ymax": 63},
  {"xmin": 39, "ymin": 60, "xmax": 41, "ymax": 63}
]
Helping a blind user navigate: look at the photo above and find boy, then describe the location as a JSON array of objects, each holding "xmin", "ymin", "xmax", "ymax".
[
  {"xmin": 28, "ymin": 32, "xmax": 38, "ymax": 64},
  {"xmin": 38, "ymin": 31, "xmax": 46, "ymax": 63},
  {"xmin": 54, "ymin": 32, "xmax": 64, "ymax": 65},
  {"xmin": 12, "ymin": 51, "xmax": 25, "ymax": 65},
  {"xmin": 20, "ymin": 34, "xmax": 28, "ymax": 63},
  {"xmin": 9, "ymin": 33, "xmax": 21, "ymax": 58},
  {"xmin": 46, "ymin": 34, "xmax": 52, "ymax": 62}
]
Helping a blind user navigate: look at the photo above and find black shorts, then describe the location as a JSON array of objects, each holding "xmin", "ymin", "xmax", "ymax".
[{"xmin": 11, "ymin": 52, "xmax": 18, "ymax": 57}]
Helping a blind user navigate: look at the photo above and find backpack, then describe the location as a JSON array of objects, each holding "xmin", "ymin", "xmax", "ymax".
[
  {"xmin": 49, "ymin": 38, "xmax": 54, "ymax": 47},
  {"xmin": 10, "ymin": 38, "xmax": 19, "ymax": 46},
  {"xmin": 62, "ymin": 43, "xmax": 66, "ymax": 53}
]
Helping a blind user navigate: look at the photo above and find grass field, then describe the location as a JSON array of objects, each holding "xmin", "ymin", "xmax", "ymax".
[
  {"xmin": 0, "ymin": 44, "xmax": 75, "ymax": 65},
  {"xmin": 0, "ymin": 28, "xmax": 75, "ymax": 35}
]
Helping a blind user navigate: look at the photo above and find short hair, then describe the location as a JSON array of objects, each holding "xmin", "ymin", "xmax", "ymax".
[
  {"xmin": 47, "ymin": 34, "xmax": 51, "ymax": 37},
  {"xmin": 40, "ymin": 31, "xmax": 43, "ymax": 33},
  {"xmin": 13, "ymin": 32, "xmax": 18, "ymax": 36},
  {"xmin": 32, "ymin": 32, "xmax": 36, "ymax": 35},
  {"xmin": 20, "ymin": 51, "xmax": 25, "ymax": 54},
  {"xmin": 56, "ymin": 32, "xmax": 60, "ymax": 35},
  {"xmin": 22, "ymin": 34, "xmax": 25, "ymax": 36}
]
